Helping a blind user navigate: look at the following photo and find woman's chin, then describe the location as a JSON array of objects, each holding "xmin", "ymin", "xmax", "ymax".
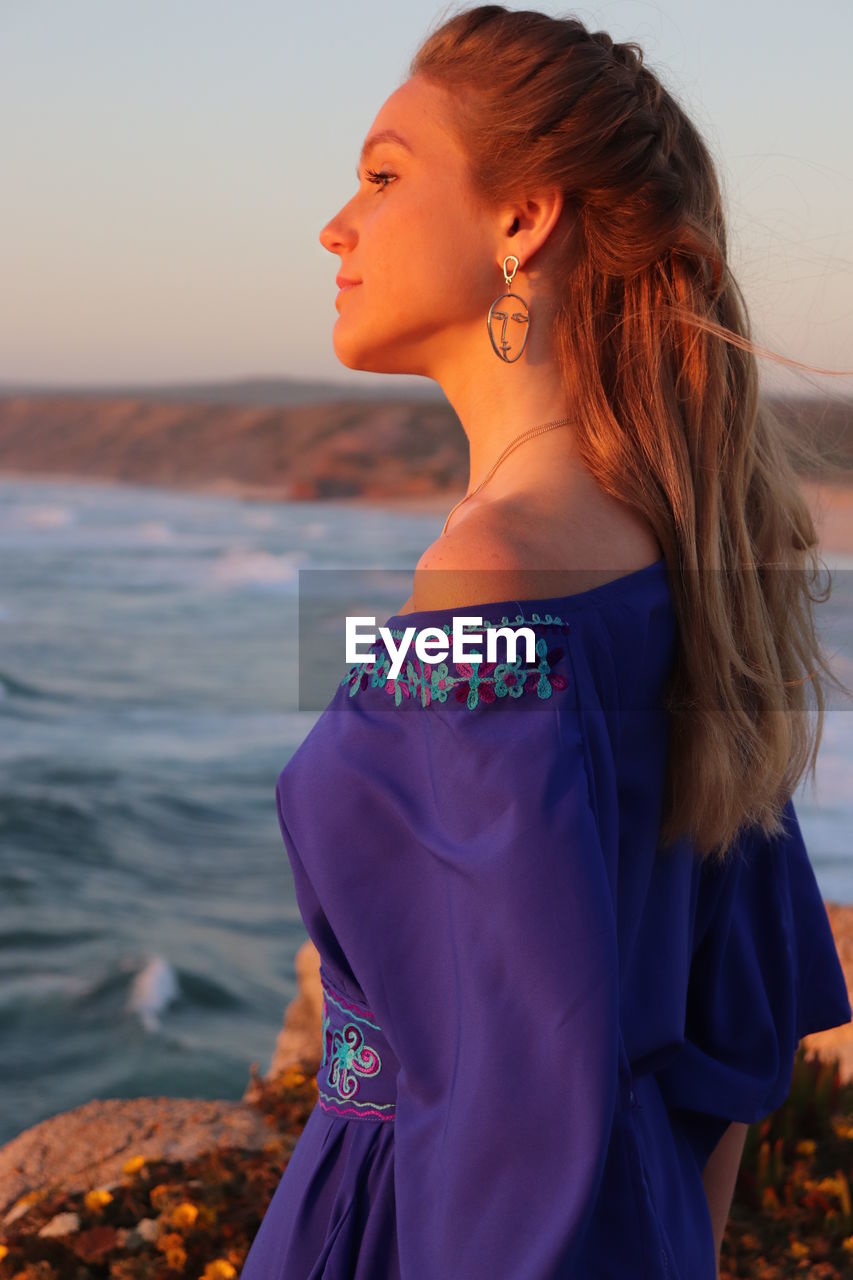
[
  {"xmin": 331, "ymin": 337, "xmax": 395, "ymax": 375},
  {"xmin": 332, "ymin": 346, "xmax": 376, "ymax": 373}
]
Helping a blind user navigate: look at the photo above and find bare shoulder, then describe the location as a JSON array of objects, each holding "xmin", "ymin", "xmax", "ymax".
[
  {"xmin": 410, "ymin": 492, "xmax": 662, "ymax": 614},
  {"xmin": 412, "ymin": 503, "xmax": 534, "ymax": 613}
]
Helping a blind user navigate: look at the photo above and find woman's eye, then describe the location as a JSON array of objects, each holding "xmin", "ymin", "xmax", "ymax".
[{"xmin": 364, "ymin": 168, "xmax": 396, "ymax": 191}]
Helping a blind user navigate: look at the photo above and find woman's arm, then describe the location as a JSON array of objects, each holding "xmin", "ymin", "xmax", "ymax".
[{"xmin": 701, "ymin": 1120, "xmax": 749, "ymax": 1276}]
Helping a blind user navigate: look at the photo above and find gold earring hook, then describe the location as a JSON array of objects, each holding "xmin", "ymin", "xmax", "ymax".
[{"xmin": 503, "ymin": 255, "xmax": 520, "ymax": 288}]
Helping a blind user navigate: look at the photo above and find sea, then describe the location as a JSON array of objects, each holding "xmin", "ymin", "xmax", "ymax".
[{"xmin": 1, "ymin": 473, "xmax": 851, "ymax": 1147}]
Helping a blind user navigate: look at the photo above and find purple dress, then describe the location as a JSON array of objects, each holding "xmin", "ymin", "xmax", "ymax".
[{"xmin": 240, "ymin": 557, "xmax": 851, "ymax": 1279}]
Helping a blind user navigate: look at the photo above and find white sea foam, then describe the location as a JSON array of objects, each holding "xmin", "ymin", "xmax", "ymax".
[
  {"xmin": 127, "ymin": 954, "xmax": 180, "ymax": 1033},
  {"xmin": 16, "ymin": 504, "xmax": 76, "ymax": 529},
  {"xmin": 207, "ymin": 547, "xmax": 301, "ymax": 588}
]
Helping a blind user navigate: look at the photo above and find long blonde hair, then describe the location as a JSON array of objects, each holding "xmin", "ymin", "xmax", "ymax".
[{"xmin": 410, "ymin": 4, "xmax": 852, "ymax": 865}]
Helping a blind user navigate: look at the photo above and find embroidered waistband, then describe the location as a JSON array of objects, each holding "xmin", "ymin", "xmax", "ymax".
[{"xmin": 317, "ymin": 969, "xmax": 398, "ymax": 1123}]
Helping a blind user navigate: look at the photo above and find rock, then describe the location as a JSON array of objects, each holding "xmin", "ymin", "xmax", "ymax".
[
  {"xmin": 245, "ymin": 938, "xmax": 323, "ymax": 1096},
  {"xmin": 798, "ymin": 902, "xmax": 853, "ymax": 1084},
  {"xmin": 38, "ymin": 1211, "xmax": 81, "ymax": 1237},
  {"xmin": 0, "ymin": 1096, "xmax": 271, "ymax": 1219}
]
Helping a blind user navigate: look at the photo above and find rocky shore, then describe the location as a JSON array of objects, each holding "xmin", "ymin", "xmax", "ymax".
[{"xmin": 2, "ymin": 922, "xmax": 852, "ymax": 1222}]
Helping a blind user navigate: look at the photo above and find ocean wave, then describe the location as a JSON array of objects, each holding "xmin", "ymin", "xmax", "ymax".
[
  {"xmin": 0, "ymin": 670, "xmax": 77, "ymax": 703},
  {"xmin": 12, "ymin": 504, "xmax": 77, "ymax": 529},
  {"xmin": 204, "ymin": 547, "xmax": 302, "ymax": 590},
  {"xmin": 126, "ymin": 955, "xmax": 180, "ymax": 1033}
]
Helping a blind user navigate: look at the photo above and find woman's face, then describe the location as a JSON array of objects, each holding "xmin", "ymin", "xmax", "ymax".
[{"xmin": 319, "ymin": 75, "xmax": 499, "ymax": 378}]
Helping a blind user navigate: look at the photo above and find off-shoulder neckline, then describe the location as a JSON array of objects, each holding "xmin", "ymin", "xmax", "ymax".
[{"xmin": 382, "ymin": 556, "xmax": 669, "ymax": 627}]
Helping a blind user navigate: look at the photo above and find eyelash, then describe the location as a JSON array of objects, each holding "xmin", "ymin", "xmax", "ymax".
[{"xmin": 364, "ymin": 167, "xmax": 396, "ymax": 191}]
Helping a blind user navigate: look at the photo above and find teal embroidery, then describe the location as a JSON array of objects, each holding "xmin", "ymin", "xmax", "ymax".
[
  {"xmin": 318, "ymin": 980, "xmax": 396, "ymax": 1122},
  {"xmin": 340, "ymin": 616, "xmax": 570, "ymax": 708},
  {"xmin": 327, "ymin": 1022, "xmax": 382, "ymax": 1100}
]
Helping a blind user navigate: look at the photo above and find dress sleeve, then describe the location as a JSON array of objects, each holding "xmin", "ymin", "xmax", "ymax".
[
  {"xmin": 656, "ymin": 796, "xmax": 851, "ymax": 1166},
  {"xmin": 280, "ymin": 620, "xmax": 620, "ymax": 1278}
]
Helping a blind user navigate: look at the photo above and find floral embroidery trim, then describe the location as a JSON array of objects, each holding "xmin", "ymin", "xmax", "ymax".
[
  {"xmin": 328, "ymin": 1022, "xmax": 381, "ymax": 1098},
  {"xmin": 318, "ymin": 983, "xmax": 395, "ymax": 1120},
  {"xmin": 339, "ymin": 615, "xmax": 571, "ymax": 709}
]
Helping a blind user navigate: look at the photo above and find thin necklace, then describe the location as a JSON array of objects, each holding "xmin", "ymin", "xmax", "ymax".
[{"xmin": 441, "ymin": 416, "xmax": 572, "ymax": 536}]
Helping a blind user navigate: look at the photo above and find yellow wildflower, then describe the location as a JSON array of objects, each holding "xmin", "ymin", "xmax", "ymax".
[
  {"xmin": 842, "ymin": 1234, "xmax": 853, "ymax": 1254},
  {"xmin": 0, "ymin": 1245, "xmax": 7, "ymax": 1261},
  {"xmin": 122, "ymin": 1154, "xmax": 147, "ymax": 1175},
  {"xmin": 171, "ymin": 1202, "xmax": 199, "ymax": 1228},
  {"xmin": 794, "ymin": 1139, "xmax": 816, "ymax": 1156},
  {"xmin": 9, "ymin": 1189, "xmax": 42, "ymax": 1217},
  {"xmin": 201, "ymin": 1261, "xmax": 238, "ymax": 1279},
  {"xmin": 788, "ymin": 1239, "xmax": 810, "ymax": 1258},
  {"xmin": 279, "ymin": 1068, "xmax": 306, "ymax": 1088},
  {"xmin": 84, "ymin": 1188, "xmax": 113, "ymax": 1211},
  {"xmin": 166, "ymin": 1244, "xmax": 187, "ymax": 1269}
]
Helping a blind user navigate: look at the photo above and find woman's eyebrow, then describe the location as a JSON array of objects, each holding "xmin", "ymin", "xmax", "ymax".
[{"xmin": 356, "ymin": 129, "xmax": 414, "ymax": 176}]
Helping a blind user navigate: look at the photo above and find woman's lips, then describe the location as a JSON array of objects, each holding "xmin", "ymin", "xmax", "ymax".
[{"xmin": 336, "ymin": 282, "xmax": 361, "ymax": 292}]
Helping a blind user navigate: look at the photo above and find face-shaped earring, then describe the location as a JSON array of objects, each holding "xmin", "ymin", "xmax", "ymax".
[{"xmin": 487, "ymin": 255, "xmax": 530, "ymax": 363}]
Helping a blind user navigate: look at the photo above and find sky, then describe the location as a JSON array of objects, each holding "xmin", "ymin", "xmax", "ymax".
[{"xmin": 2, "ymin": 0, "xmax": 851, "ymax": 398}]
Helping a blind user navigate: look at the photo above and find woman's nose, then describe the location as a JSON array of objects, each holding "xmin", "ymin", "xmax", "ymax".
[{"xmin": 319, "ymin": 211, "xmax": 355, "ymax": 256}]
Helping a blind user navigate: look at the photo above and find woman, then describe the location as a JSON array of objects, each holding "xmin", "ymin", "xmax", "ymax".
[{"xmin": 242, "ymin": 7, "xmax": 851, "ymax": 1278}]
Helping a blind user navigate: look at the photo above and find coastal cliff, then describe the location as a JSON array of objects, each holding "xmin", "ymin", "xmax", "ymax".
[
  {"xmin": 1, "ymin": 389, "xmax": 851, "ymax": 503},
  {"xmin": 0, "ymin": 393, "xmax": 468, "ymax": 501}
]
